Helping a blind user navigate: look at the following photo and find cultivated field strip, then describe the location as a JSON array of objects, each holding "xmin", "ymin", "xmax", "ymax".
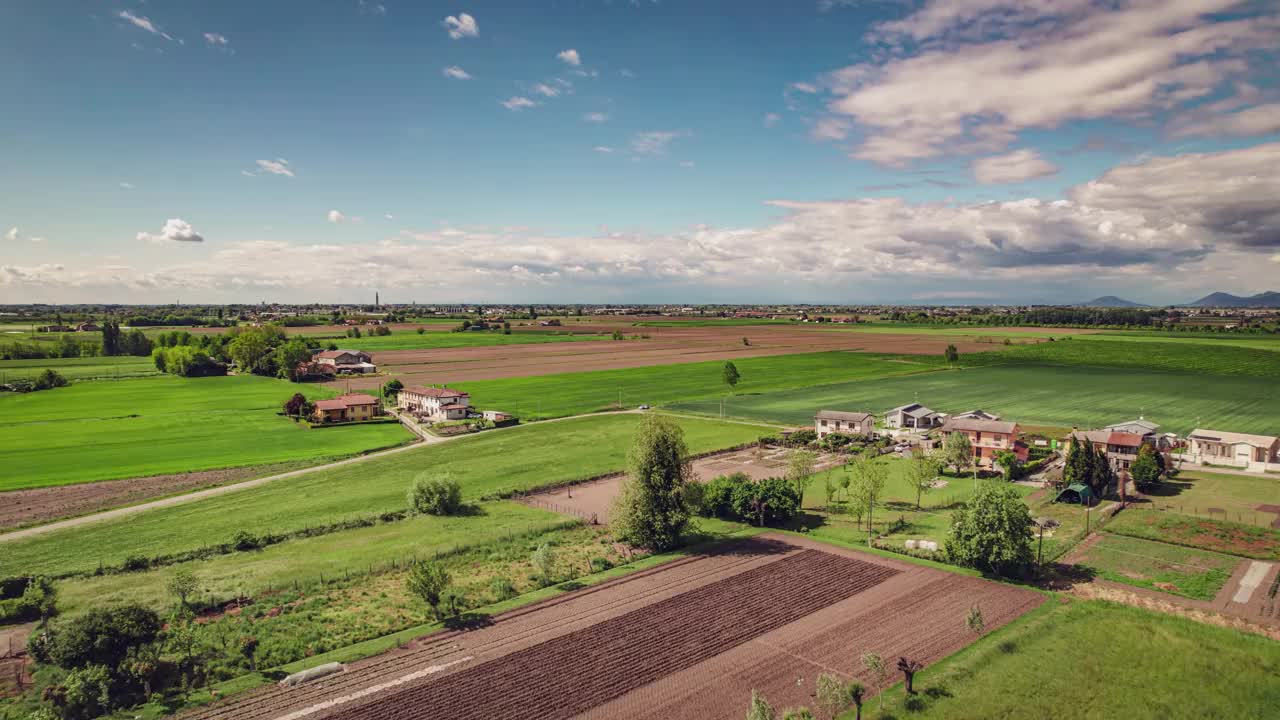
[
  {"xmin": 180, "ymin": 549, "xmax": 779, "ymax": 720},
  {"xmin": 321, "ymin": 551, "xmax": 898, "ymax": 720}
]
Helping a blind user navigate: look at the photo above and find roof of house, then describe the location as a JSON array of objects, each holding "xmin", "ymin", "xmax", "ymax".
[
  {"xmin": 1188, "ymin": 429, "xmax": 1280, "ymax": 448},
  {"xmin": 1075, "ymin": 429, "xmax": 1112, "ymax": 444},
  {"xmin": 1106, "ymin": 431, "xmax": 1146, "ymax": 447},
  {"xmin": 314, "ymin": 349, "xmax": 370, "ymax": 360},
  {"xmin": 815, "ymin": 410, "xmax": 874, "ymax": 422},
  {"xmin": 314, "ymin": 393, "xmax": 378, "ymax": 411},
  {"xmin": 940, "ymin": 418, "xmax": 1019, "ymax": 435},
  {"xmin": 1103, "ymin": 418, "xmax": 1159, "ymax": 433},
  {"xmin": 402, "ymin": 385, "xmax": 470, "ymax": 398},
  {"xmin": 953, "ymin": 409, "xmax": 1000, "ymax": 421},
  {"xmin": 887, "ymin": 403, "xmax": 923, "ymax": 414}
]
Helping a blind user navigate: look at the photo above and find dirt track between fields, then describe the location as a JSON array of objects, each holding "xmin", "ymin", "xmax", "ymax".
[
  {"xmin": 180, "ymin": 534, "xmax": 1044, "ymax": 720},
  {"xmin": 327, "ymin": 322, "xmax": 1055, "ymax": 390}
]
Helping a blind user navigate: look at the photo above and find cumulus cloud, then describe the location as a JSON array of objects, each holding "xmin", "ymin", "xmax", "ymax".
[
  {"xmin": 501, "ymin": 96, "xmax": 537, "ymax": 111},
  {"xmin": 255, "ymin": 158, "xmax": 295, "ymax": 177},
  {"xmin": 443, "ymin": 13, "xmax": 478, "ymax": 39},
  {"xmin": 972, "ymin": 149, "xmax": 1059, "ymax": 184},
  {"xmin": 327, "ymin": 210, "xmax": 346, "ymax": 224},
  {"xmin": 442, "ymin": 66, "xmax": 471, "ymax": 80},
  {"xmin": 118, "ymin": 10, "xmax": 175, "ymax": 41},
  {"xmin": 631, "ymin": 130, "xmax": 689, "ymax": 155},
  {"xmin": 557, "ymin": 49, "xmax": 581, "ymax": 66},
  {"xmin": 136, "ymin": 218, "xmax": 204, "ymax": 244},
  {"xmin": 583, "ymin": 112, "xmax": 609, "ymax": 123},
  {"xmin": 813, "ymin": 1, "xmax": 1279, "ymax": 165}
]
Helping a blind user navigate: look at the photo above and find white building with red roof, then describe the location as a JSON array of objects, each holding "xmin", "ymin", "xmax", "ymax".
[{"xmin": 398, "ymin": 385, "xmax": 471, "ymax": 421}]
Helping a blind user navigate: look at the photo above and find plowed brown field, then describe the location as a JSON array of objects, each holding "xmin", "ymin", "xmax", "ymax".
[{"xmin": 182, "ymin": 534, "xmax": 1044, "ymax": 720}]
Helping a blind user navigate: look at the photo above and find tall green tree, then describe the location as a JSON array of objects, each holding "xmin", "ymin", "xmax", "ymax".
[
  {"xmin": 907, "ymin": 452, "xmax": 941, "ymax": 509},
  {"xmin": 722, "ymin": 361, "xmax": 741, "ymax": 392},
  {"xmin": 611, "ymin": 414, "xmax": 693, "ymax": 551},
  {"xmin": 1064, "ymin": 436, "xmax": 1088, "ymax": 487},
  {"xmin": 944, "ymin": 344, "xmax": 959, "ymax": 362},
  {"xmin": 406, "ymin": 560, "xmax": 451, "ymax": 621},
  {"xmin": 945, "ymin": 482, "xmax": 1035, "ymax": 576},
  {"xmin": 228, "ymin": 331, "xmax": 271, "ymax": 374},
  {"xmin": 274, "ymin": 338, "xmax": 313, "ymax": 382},
  {"xmin": 942, "ymin": 431, "xmax": 973, "ymax": 473},
  {"xmin": 1130, "ymin": 444, "xmax": 1161, "ymax": 491},
  {"xmin": 746, "ymin": 690, "xmax": 776, "ymax": 720},
  {"xmin": 850, "ymin": 455, "xmax": 888, "ymax": 541},
  {"xmin": 785, "ymin": 449, "xmax": 818, "ymax": 498}
]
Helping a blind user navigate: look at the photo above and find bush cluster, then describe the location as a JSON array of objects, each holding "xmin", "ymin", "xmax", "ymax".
[{"xmin": 697, "ymin": 472, "xmax": 802, "ymax": 527}]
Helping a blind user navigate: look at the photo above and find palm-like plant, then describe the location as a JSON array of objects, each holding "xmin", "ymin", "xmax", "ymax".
[{"xmin": 897, "ymin": 657, "xmax": 925, "ymax": 695}]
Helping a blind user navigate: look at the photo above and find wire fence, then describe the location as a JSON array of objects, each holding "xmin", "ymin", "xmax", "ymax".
[{"xmin": 1140, "ymin": 503, "xmax": 1278, "ymax": 528}]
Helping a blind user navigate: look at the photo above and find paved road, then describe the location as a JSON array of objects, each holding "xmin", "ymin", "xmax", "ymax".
[{"xmin": 0, "ymin": 409, "xmax": 646, "ymax": 544}]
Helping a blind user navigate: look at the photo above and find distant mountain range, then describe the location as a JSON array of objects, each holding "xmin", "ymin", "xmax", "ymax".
[
  {"xmin": 1070, "ymin": 291, "xmax": 1280, "ymax": 308},
  {"xmin": 1185, "ymin": 291, "xmax": 1280, "ymax": 308}
]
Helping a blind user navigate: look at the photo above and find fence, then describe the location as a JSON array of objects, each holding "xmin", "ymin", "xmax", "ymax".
[{"xmin": 1137, "ymin": 503, "xmax": 1277, "ymax": 528}]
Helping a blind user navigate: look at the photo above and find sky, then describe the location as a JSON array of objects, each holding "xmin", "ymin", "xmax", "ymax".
[{"xmin": 2, "ymin": 0, "xmax": 1279, "ymax": 306}]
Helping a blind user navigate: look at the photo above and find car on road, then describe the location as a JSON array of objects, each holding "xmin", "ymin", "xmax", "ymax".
[{"xmin": 638, "ymin": 404, "xmax": 650, "ymax": 410}]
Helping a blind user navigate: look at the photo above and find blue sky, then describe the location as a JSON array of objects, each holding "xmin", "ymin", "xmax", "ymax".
[{"xmin": 2, "ymin": 0, "xmax": 1279, "ymax": 305}]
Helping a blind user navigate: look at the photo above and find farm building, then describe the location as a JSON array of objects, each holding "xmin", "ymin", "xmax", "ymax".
[
  {"xmin": 952, "ymin": 409, "xmax": 1000, "ymax": 421},
  {"xmin": 312, "ymin": 393, "xmax": 381, "ymax": 423},
  {"xmin": 312, "ymin": 349, "xmax": 377, "ymax": 374},
  {"xmin": 399, "ymin": 385, "xmax": 471, "ymax": 421},
  {"xmin": 937, "ymin": 417, "xmax": 1029, "ymax": 468},
  {"xmin": 1055, "ymin": 484, "xmax": 1094, "ymax": 505},
  {"xmin": 1184, "ymin": 429, "xmax": 1280, "ymax": 472},
  {"xmin": 482, "ymin": 410, "xmax": 518, "ymax": 427},
  {"xmin": 814, "ymin": 410, "xmax": 875, "ymax": 438},
  {"xmin": 884, "ymin": 403, "xmax": 944, "ymax": 430},
  {"xmin": 75, "ymin": 322, "xmax": 100, "ymax": 332}
]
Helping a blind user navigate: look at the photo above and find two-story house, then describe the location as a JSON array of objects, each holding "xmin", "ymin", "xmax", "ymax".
[
  {"xmin": 311, "ymin": 349, "xmax": 377, "ymax": 374},
  {"xmin": 1071, "ymin": 430, "xmax": 1150, "ymax": 472},
  {"xmin": 398, "ymin": 385, "xmax": 472, "ymax": 421},
  {"xmin": 312, "ymin": 393, "xmax": 380, "ymax": 423},
  {"xmin": 938, "ymin": 418, "xmax": 1028, "ymax": 468},
  {"xmin": 814, "ymin": 410, "xmax": 875, "ymax": 438}
]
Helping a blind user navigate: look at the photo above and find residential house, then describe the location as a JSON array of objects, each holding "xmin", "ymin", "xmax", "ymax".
[
  {"xmin": 312, "ymin": 349, "xmax": 377, "ymax": 374},
  {"xmin": 312, "ymin": 393, "xmax": 380, "ymax": 423},
  {"xmin": 1071, "ymin": 430, "xmax": 1150, "ymax": 472},
  {"xmin": 884, "ymin": 403, "xmax": 944, "ymax": 430},
  {"xmin": 952, "ymin": 409, "xmax": 1001, "ymax": 421},
  {"xmin": 1185, "ymin": 429, "xmax": 1280, "ymax": 472},
  {"xmin": 398, "ymin": 385, "xmax": 472, "ymax": 421},
  {"xmin": 75, "ymin": 322, "xmax": 100, "ymax": 332},
  {"xmin": 938, "ymin": 417, "xmax": 1028, "ymax": 468},
  {"xmin": 37, "ymin": 325, "xmax": 73, "ymax": 333},
  {"xmin": 814, "ymin": 410, "xmax": 875, "ymax": 438}
]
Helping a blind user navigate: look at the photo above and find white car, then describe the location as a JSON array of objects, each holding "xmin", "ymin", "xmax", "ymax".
[
  {"xmin": 894, "ymin": 443, "xmax": 911, "ymax": 452},
  {"xmin": 638, "ymin": 404, "xmax": 650, "ymax": 410}
]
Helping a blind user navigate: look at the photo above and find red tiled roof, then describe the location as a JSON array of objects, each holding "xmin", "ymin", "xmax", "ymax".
[
  {"xmin": 1106, "ymin": 431, "xmax": 1145, "ymax": 447},
  {"xmin": 314, "ymin": 350, "xmax": 369, "ymax": 360},
  {"xmin": 314, "ymin": 393, "xmax": 378, "ymax": 410},
  {"xmin": 402, "ymin": 385, "xmax": 469, "ymax": 398}
]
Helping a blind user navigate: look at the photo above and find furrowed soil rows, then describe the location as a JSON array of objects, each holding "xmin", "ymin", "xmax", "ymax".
[
  {"xmin": 181, "ymin": 535, "xmax": 1044, "ymax": 720},
  {"xmin": 327, "ymin": 550, "xmax": 897, "ymax": 720}
]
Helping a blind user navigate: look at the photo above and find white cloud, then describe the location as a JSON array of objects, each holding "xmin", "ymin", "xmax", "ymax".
[
  {"xmin": 4, "ymin": 227, "xmax": 17, "ymax": 242},
  {"xmin": 531, "ymin": 83, "xmax": 560, "ymax": 98},
  {"xmin": 327, "ymin": 210, "xmax": 346, "ymax": 224},
  {"xmin": 631, "ymin": 130, "xmax": 689, "ymax": 155},
  {"xmin": 203, "ymin": 32, "xmax": 229, "ymax": 47},
  {"xmin": 790, "ymin": 82, "xmax": 819, "ymax": 94},
  {"xmin": 136, "ymin": 218, "xmax": 203, "ymax": 244},
  {"xmin": 619, "ymin": 68, "xmax": 636, "ymax": 78},
  {"xmin": 557, "ymin": 49, "xmax": 581, "ymax": 66},
  {"xmin": 443, "ymin": 13, "xmax": 478, "ymax": 40},
  {"xmin": 358, "ymin": 1, "xmax": 387, "ymax": 15},
  {"xmin": 972, "ymin": 149, "xmax": 1059, "ymax": 184},
  {"xmin": 583, "ymin": 112, "xmax": 609, "ymax": 123},
  {"xmin": 815, "ymin": 1, "xmax": 1279, "ymax": 165},
  {"xmin": 1170, "ymin": 102, "xmax": 1280, "ymax": 139},
  {"xmin": 119, "ymin": 182, "xmax": 135, "ymax": 189},
  {"xmin": 763, "ymin": 113, "xmax": 780, "ymax": 128},
  {"xmin": 384, "ymin": 214, "xmax": 395, "ymax": 220},
  {"xmin": 501, "ymin": 96, "xmax": 537, "ymax": 111},
  {"xmin": 592, "ymin": 146, "xmax": 614, "ymax": 153},
  {"xmin": 255, "ymin": 158, "xmax": 295, "ymax": 177},
  {"xmin": 679, "ymin": 160, "xmax": 695, "ymax": 168},
  {"xmin": 442, "ymin": 66, "xmax": 472, "ymax": 80},
  {"xmin": 118, "ymin": 10, "xmax": 175, "ymax": 42}
]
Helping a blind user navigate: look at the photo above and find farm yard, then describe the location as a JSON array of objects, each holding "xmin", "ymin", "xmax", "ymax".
[
  {"xmin": 0, "ymin": 375, "xmax": 412, "ymax": 490},
  {"xmin": 178, "ymin": 535, "xmax": 1045, "ymax": 720}
]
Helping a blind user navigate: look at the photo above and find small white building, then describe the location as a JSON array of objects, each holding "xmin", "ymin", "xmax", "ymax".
[
  {"xmin": 885, "ymin": 403, "xmax": 944, "ymax": 430},
  {"xmin": 814, "ymin": 410, "xmax": 875, "ymax": 438},
  {"xmin": 398, "ymin": 385, "xmax": 471, "ymax": 421},
  {"xmin": 1184, "ymin": 429, "xmax": 1280, "ymax": 472}
]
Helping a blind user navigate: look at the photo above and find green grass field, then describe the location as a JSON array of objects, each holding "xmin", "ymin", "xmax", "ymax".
[
  {"xmin": 669, "ymin": 364, "xmax": 1278, "ymax": 435},
  {"xmin": 0, "ymin": 413, "xmax": 766, "ymax": 578},
  {"xmin": 1103, "ymin": 511, "xmax": 1280, "ymax": 561},
  {"xmin": 858, "ymin": 600, "xmax": 1280, "ymax": 719},
  {"xmin": 1074, "ymin": 534, "xmax": 1238, "ymax": 600},
  {"xmin": 0, "ymin": 375, "xmax": 412, "ymax": 490},
  {"xmin": 457, "ymin": 351, "xmax": 933, "ymax": 419},
  {"xmin": 1137, "ymin": 470, "xmax": 1280, "ymax": 527}
]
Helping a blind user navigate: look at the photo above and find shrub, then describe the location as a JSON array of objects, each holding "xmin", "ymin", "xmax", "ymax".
[
  {"xmin": 789, "ymin": 429, "xmax": 818, "ymax": 446},
  {"xmin": 589, "ymin": 556, "xmax": 614, "ymax": 573},
  {"xmin": 33, "ymin": 369, "xmax": 69, "ymax": 391},
  {"xmin": 488, "ymin": 576, "xmax": 517, "ymax": 602},
  {"xmin": 122, "ymin": 555, "xmax": 150, "ymax": 572},
  {"xmin": 0, "ymin": 576, "xmax": 56, "ymax": 623},
  {"xmin": 231, "ymin": 530, "xmax": 262, "ymax": 552},
  {"xmin": 407, "ymin": 474, "xmax": 464, "ymax": 515}
]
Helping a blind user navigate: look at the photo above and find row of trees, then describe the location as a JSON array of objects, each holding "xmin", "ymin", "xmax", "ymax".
[{"xmin": 746, "ymin": 650, "xmax": 933, "ymax": 719}]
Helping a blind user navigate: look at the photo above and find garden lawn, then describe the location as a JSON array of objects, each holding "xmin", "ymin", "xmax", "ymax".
[
  {"xmin": 1137, "ymin": 470, "xmax": 1280, "ymax": 527},
  {"xmin": 1102, "ymin": 510, "xmax": 1280, "ymax": 560},
  {"xmin": 859, "ymin": 600, "xmax": 1280, "ymax": 719},
  {"xmin": 457, "ymin": 351, "xmax": 934, "ymax": 419},
  {"xmin": 1073, "ymin": 534, "xmax": 1238, "ymax": 600},
  {"xmin": 0, "ymin": 413, "xmax": 765, "ymax": 578},
  {"xmin": 669, "ymin": 363, "xmax": 1279, "ymax": 435},
  {"xmin": 0, "ymin": 375, "xmax": 412, "ymax": 490},
  {"xmin": 0, "ymin": 355, "xmax": 161, "ymax": 381}
]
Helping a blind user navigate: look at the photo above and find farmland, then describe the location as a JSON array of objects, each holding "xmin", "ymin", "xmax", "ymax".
[
  {"xmin": 0, "ymin": 354, "xmax": 161, "ymax": 381},
  {"xmin": 1072, "ymin": 534, "xmax": 1238, "ymax": 600},
  {"xmin": 1136, "ymin": 470, "xmax": 1280, "ymax": 527},
  {"xmin": 1102, "ymin": 512, "xmax": 1280, "ymax": 561},
  {"xmin": 859, "ymin": 600, "xmax": 1280, "ymax": 719},
  {"xmin": 0, "ymin": 375, "xmax": 412, "ymax": 490},
  {"xmin": 670, "ymin": 363, "xmax": 1279, "ymax": 434},
  {"xmin": 0, "ymin": 413, "xmax": 767, "ymax": 578},
  {"xmin": 337, "ymin": 329, "xmax": 611, "ymax": 351},
  {"xmin": 178, "ymin": 535, "xmax": 1045, "ymax": 720}
]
